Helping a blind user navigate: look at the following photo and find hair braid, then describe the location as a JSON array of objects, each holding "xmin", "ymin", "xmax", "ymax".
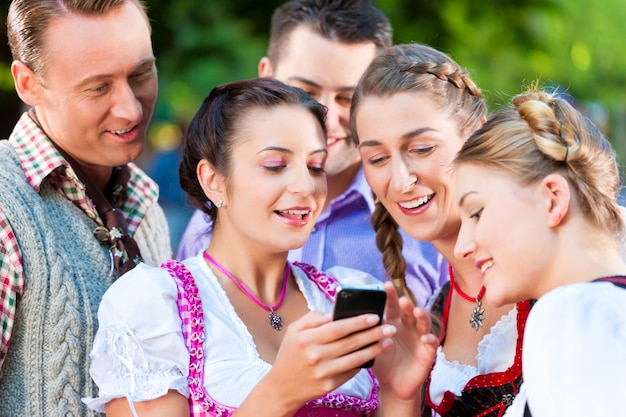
[
  {"xmin": 371, "ymin": 198, "xmax": 418, "ymax": 305},
  {"xmin": 401, "ymin": 61, "xmax": 482, "ymax": 99},
  {"xmin": 351, "ymin": 44, "xmax": 487, "ymax": 145},
  {"xmin": 457, "ymin": 87, "xmax": 624, "ymax": 241},
  {"xmin": 514, "ymin": 91, "xmax": 623, "ymax": 237}
]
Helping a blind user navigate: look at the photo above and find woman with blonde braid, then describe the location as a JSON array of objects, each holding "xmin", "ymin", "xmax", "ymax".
[
  {"xmin": 350, "ymin": 43, "xmax": 532, "ymax": 416},
  {"xmin": 453, "ymin": 89, "xmax": 626, "ymax": 416}
]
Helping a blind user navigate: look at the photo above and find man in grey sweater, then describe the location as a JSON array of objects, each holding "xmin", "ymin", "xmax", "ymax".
[{"xmin": 0, "ymin": 1, "xmax": 171, "ymax": 415}]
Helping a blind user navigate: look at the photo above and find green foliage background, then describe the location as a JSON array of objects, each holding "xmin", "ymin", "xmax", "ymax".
[
  {"xmin": 0, "ymin": 0, "xmax": 624, "ymax": 246},
  {"xmin": 148, "ymin": 0, "xmax": 626, "ymax": 162},
  {"xmin": 1, "ymin": 0, "xmax": 624, "ymax": 162}
]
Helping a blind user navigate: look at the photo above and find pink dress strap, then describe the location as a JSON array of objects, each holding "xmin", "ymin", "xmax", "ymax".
[
  {"xmin": 293, "ymin": 261, "xmax": 341, "ymax": 301},
  {"xmin": 293, "ymin": 262, "xmax": 379, "ymax": 416},
  {"xmin": 161, "ymin": 260, "xmax": 235, "ymax": 417}
]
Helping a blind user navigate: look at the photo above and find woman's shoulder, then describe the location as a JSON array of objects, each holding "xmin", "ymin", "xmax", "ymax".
[
  {"xmin": 532, "ymin": 280, "xmax": 626, "ymax": 318},
  {"xmin": 100, "ymin": 261, "xmax": 191, "ymax": 318},
  {"xmin": 107, "ymin": 262, "xmax": 174, "ymax": 294},
  {"xmin": 523, "ymin": 281, "xmax": 626, "ymax": 415},
  {"xmin": 526, "ymin": 281, "xmax": 626, "ymax": 346}
]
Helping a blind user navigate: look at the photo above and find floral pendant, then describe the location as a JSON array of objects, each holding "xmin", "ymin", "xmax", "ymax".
[
  {"xmin": 269, "ymin": 310, "xmax": 283, "ymax": 331},
  {"xmin": 470, "ymin": 300, "xmax": 485, "ymax": 330}
]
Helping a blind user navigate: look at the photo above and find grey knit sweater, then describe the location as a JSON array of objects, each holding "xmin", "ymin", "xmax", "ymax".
[{"xmin": 0, "ymin": 141, "xmax": 171, "ymax": 417}]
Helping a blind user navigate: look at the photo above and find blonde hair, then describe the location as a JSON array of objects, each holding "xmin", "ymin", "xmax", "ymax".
[
  {"xmin": 456, "ymin": 88, "xmax": 624, "ymax": 240},
  {"xmin": 350, "ymin": 43, "xmax": 487, "ymax": 304}
]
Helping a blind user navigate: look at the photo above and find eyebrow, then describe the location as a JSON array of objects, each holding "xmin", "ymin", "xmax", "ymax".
[
  {"xmin": 458, "ymin": 191, "xmax": 477, "ymax": 208},
  {"xmin": 357, "ymin": 127, "xmax": 438, "ymax": 149},
  {"xmin": 257, "ymin": 146, "xmax": 328, "ymax": 156},
  {"xmin": 287, "ymin": 76, "xmax": 355, "ymax": 93},
  {"xmin": 75, "ymin": 57, "xmax": 156, "ymax": 89}
]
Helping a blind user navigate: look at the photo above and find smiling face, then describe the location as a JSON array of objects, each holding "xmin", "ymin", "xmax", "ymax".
[
  {"xmin": 454, "ymin": 163, "xmax": 555, "ymax": 306},
  {"xmin": 25, "ymin": 2, "xmax": 157, "ymax": 183},
  {"xmin": 355, "ymin": 91, "xmax": 468, "ymax": 248},
  {"xmin": 218, "ymin": 104, "xmax": 327, "ymax": 254},
  {"xmin": 262, "ymin": 25, "xmax": 377, "ymax": 177}
]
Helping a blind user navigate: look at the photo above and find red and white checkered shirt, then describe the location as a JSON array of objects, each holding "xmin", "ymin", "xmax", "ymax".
[{"xmin": 0, "ymin": 113, "xmax": 159, "ymax": 368}]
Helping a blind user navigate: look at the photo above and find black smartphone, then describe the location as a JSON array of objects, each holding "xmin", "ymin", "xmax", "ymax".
[{"xmin": 332, "ymin": 287, "xmax": 387, "ymax": 368}]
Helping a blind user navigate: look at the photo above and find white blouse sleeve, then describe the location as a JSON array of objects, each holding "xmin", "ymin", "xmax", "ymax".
[
  {"xmin": 83, "ymin": 263, "xmax": 190, "ymax": 412},
  {"xmin": 523, "ymin": 282, "xmax": 626, "ymax": 416}
]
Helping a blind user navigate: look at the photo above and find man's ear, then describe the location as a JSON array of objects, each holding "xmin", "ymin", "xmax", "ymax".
[
  {"xmin": 11, "ymin": 60, "xmax": 41, "ymax": 106},
  {"xmin": 258, "ymin": 56, "xmax": 274, "ymax": 78},
  {"xmin": 540, "ymin": 173, "xmax": 571, "ymax": 228},
  {"xmin": 197, "ymin": 159, "xmax": 225, "ymax": 205}
]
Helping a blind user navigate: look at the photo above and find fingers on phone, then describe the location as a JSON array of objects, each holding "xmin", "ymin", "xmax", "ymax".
[{"xmin": 331, "ymin": 313, "xmax": 379, "ymax": 335}]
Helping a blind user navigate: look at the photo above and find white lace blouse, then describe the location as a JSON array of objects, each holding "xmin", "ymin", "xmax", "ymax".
[
  {"xmin": 428, "ymin": 305, "xmax": 519, "ymax": 406},
  {"xmin": 84, "ymin": 255, "xmax": 381, "ymax": 412}
]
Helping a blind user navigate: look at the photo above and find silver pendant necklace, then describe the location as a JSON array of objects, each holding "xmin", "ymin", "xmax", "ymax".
[
  {"xmin": 204, "ymin": 252, "xmax": 290, "ymax": 331},
  {"xmin": 449, "ymin": 265, "xmax": 486, "ymax": 331}
]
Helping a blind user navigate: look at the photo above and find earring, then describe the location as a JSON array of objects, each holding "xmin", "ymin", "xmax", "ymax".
[{"xmin": 215, "ymin": 199, "xmax": 224, "ymax": 208}]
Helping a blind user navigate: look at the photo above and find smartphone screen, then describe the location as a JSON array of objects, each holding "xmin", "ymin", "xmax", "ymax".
[{"xmin": 332, "ymin": 287, "xmax": 386, "ymax": 368}]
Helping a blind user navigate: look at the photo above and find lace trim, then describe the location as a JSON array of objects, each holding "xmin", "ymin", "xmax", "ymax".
[
  {"xmin": 436, "ymin": 346, "xmax": 477, "ymax": 376},
  {"xmin": 426, "ymin": 302, "xmax": 529, "ymax": 414},
  {"xmin": 303, "ymin": 387, "xmax": 378, "ymax": 414},
  {"xmin": 83, "ymin": 324, "xmax": 189, "ymax": 412},
  {"xmin": 439, "ymin": 304, "xmax": 518, "ymax": 376},
  {"xmin": 429, "ymin": 305, "xmax": 518, "ymax": 402},
  {"xmin": 476, "ymin": 305, "xmax": 518, "ymax": 368},
  {"xmin": 200, "ymin": 258, "xmax": 261, "ymax": 359},
  {"xmin": 83, "ymin": 370, "xmax": 189, "ymax": 412}
]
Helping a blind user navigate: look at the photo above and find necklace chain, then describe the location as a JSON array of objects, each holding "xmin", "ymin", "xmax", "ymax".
[
  {"xmin": 448, "ymin": 264, "xmax": 485, "ymax": 301},
  {"xmin": 203, "ymin": 252, "xmax": 290, "ymax": 331},
  {"xmin": 448, "ymin": 264, "xmax": 486, "ymax": 330}
]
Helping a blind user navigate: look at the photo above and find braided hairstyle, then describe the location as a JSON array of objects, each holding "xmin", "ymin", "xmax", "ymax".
[
  {"xmin": 456, "ymin": 88, "xmax": 624, "ymax": 241},
  {"xmin": 350, "ymin": 43, "xmax": 487, "ymax": 305}
]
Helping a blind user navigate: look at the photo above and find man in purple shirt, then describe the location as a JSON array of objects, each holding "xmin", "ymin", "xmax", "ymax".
[{"xmin": 177, "ymin": 0, "xmax": 448, "ymax": 306}]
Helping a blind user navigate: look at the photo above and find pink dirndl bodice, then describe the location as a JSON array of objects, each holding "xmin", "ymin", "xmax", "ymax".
[{"xmin": 161, "ymin": 260, "xmax": 378, "ymax": 417}]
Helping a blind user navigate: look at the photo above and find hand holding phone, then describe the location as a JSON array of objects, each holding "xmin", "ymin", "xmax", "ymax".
[{"xmin": 332, "ymin": 287, "xmax": 387, "ymax": 368}]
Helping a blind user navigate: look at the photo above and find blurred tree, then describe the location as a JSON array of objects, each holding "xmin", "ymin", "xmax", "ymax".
[
  {"xmin": 0, "ymin": 0, "xmax": 623, "ymax": 159},
  {"xmin": 146, "ymin": 0, "xmax": 283, "ymax": 125},
  {"xmin": 0, "ymin": 0, "xmax": 624, "ymax": 242},
  {"xmin": 380, "ymin": 0, "xmax": 626, "ymax": 195}
]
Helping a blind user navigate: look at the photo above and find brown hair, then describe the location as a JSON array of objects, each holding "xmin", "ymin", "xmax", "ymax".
[
  {"xmin": 350, "ymin": 43, "xmax": 487, "ymax": 304},
  {"xmin": 456, "ymin": 88, "xmax": 624, "ymax": 240},
  {"xmin": 267, "ymin": 0, "xmax": 392, "ymax": 65},
  {"xmin": 7, "ymin": 0, "xmax": 149, "ymax": 76},
  {"xmin": 179, "ymin": 78, "xmax": 327, "ymax": 221}
]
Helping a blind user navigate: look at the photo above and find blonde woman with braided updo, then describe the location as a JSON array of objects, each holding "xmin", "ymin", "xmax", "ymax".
[
  {"xmin": 453, "ymin": 89, "xmax": 626, "ymax": 416},
  {"xmin": 350, "ymin": 43, "xmax": 532, "ymax": 416}
]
